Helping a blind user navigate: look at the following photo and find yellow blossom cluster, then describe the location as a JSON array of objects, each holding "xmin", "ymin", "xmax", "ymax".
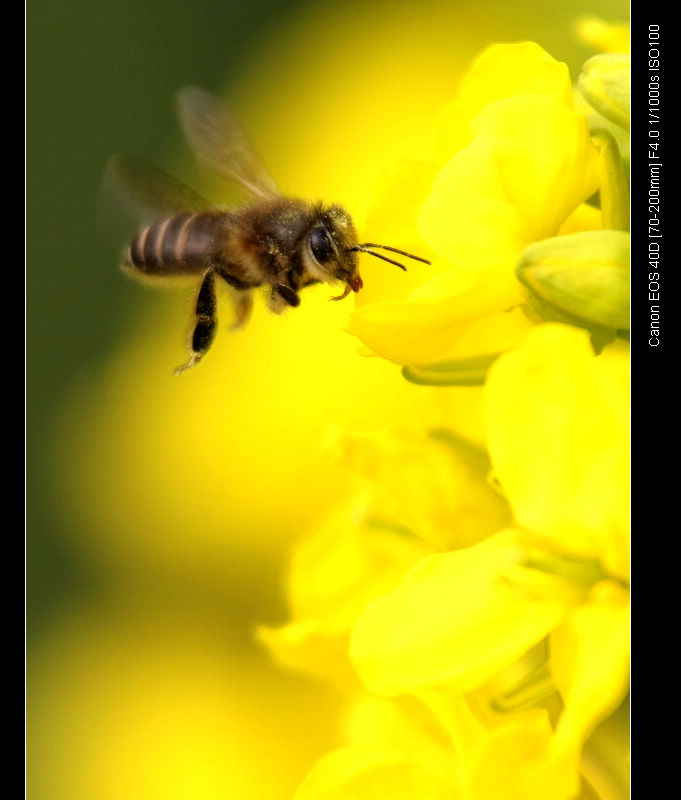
[{"xmin": 262, "ymin": 38, "xmax": 630, "ymax": 800}]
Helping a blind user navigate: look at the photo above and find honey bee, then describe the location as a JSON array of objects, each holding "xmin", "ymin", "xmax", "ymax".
[{"xmin": 102, "ymin": 86, "xmax": 430, "ymax": 373}]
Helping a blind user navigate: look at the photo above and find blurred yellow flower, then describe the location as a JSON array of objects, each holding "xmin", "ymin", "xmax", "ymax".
[
  {"xmin": 261, "ymin": 426, "xmax": 510, "ymax": 682},
  {"xmin": 28, "ymin": 607, "xmax": 342, "ymax": 800},
  {"xmin": 294, "ymin": 744, "xmax": 453, "ymax": 799},
  {"xmin": 576, "ymin": 16, "xmax": 630, "ymax": 54},
  {"xmin": 259, "ymin": 496, "xmax": 432, "ymax": 684}
]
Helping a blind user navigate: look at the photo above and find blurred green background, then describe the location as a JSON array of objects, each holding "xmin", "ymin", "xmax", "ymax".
[
  {"xmin": 28, "ymin": 0, "xmax": 315, "ymax": 637},
  {"xmin": 27, "ymin": 1, "xmax": 627, "ymax": 797}
]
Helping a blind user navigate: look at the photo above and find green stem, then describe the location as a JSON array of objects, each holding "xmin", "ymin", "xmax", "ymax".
[
  {"xmin": 402, "ymin": 352, "xmax": 502, "ymax": 386},
  {"xmin": 592, "ymin": 128, "xmax": 629, "ymax": 232}
]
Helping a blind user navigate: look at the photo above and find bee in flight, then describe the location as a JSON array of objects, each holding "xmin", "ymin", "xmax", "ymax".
[{"xmin": 101, "ymin": 87, "xmax": 430, "ymax": 373}]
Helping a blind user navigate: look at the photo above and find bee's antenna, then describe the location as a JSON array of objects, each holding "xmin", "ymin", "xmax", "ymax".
[
  {"xmin": 359, "ymin": 243, "xmax": 431, "ymax": 265},
  {"xmin": 349, "ymin": 246, "xmax": 408, "ymax": 271}
]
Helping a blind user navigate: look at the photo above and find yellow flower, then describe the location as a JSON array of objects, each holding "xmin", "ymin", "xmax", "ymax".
[
  {"xmin": 226, "ymin": 33, "xmax": 629, "ymax": 800},
  {"xmin": 261, "ymin": 426, "xmax": 510, "ymax": 682},
  {"xmin": 259, "ymin": 496, "xmax": 432, "ymax": 684},
  {"xmin": 550, "ymin": 581, "xmax": 630, "ymax": 779},
  {"xmin": 350, "ymin": 528, "xmax": 583, "ymax": 695},
  {"xmin": 331, "ymin": 428, "xmax": 511, "ymax": 551},
  {"xmin": 293, "ymin": 745, "xmax": 453, "ymax": 800},
  {"xmin": 345, "ymin": 325, "xmax": 629, "ymax": 798},
  {"xmin": 348, "ymin": 43, "xmax": 601, "ymax": 366}
]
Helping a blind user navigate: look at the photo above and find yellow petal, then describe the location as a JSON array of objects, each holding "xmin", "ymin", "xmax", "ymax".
[
  {"xmin": 422, "ymin": 689, "xmax": 579, "ymax": 800},
  {"xmin": 419, "ymin": 131, "xmax": 526, "ymax": 273},
  {"xmin": 258, "ymin": 620, "xmax": 357, "ymax": 686},
  {"xmin": 434, "ymin": 42, "xmax": 573, "ymax": 158},
  {"xmin": 289, "ymin": 503, "xmax": 430, "ymax": 623},
  {"xmin": 420, "ymin": 97, "xmax": 600, "ymax": 274},
  {"xmin": 464, "ymin": 711, "xmax": 576, "ymax": 800},
  {"xmin": 294, "ymin": 746, "xmax": 453, "ymax": 800},
  {"xmin": 334, "ymin": 428, "xmax": 511, "ymax": 550},
  {"xmin": 551, "ymin": 581, "xmax": 630, "ymax": 755},
  {"xmin": 346, "ymin": 695, "xmax": 460, "ymax": 794},
  {"xmin": 260, "ymin": 500, "xmax": 431, "ymax": 682},
  {"xmin": 348, "ymin": 288, "xmax": 531, "ymax": 366},
  {"xmin": 457, "ymin": 42, "xmax": 574, "ymax": 110},
  {"xmin": 356, "ymin": 160, "xmax": 439, "ymax": 307},
  {"xmin": 484, "ymin": 325, "xmax": 629, "ymax": 578},
  {"xmin": 347, "ymin": 297, "xmax": 475, "ymax": 366},
  {"xmin": 558, "ymin": 203, "xmax": 602, "ymax": 235},
  {"xmin": 469, "ymin": 97, "xmax": 599, "ymax": 240},
  {"xmin": 350, "ymin": 531, "xmax": 575, "ymax": 696},
  {"xmin": 580, "ymin": 706, "xmax": 630, "ymax": 800}
]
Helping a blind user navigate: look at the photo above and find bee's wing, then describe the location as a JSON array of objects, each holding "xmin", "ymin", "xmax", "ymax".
[
  {"xmin": 97, "ymin": 154, "xmax": 215, "ymax": 250},
  {"xmin": 176, "ymin": 86, "xmax": 280, "ymax": 201}
]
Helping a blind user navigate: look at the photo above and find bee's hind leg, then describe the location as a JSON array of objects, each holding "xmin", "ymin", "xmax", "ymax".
[
  {"xmin": 268, "ymin": 283, "xmax": 300, "ymax": 314},
  {"xmin": 175, "ymin": 270, "xmax": 217, "ymax": 374},
  {"xmin": 214, "ymin": 267, "xmax": 253, "ymax": 330}
]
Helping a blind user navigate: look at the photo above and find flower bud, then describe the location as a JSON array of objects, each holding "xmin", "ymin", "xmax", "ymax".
[
  {"xmin": 579, "ymin": 54, "xmax": 630, "ymax": 129},
  {"xmin": 516, "ymin": 230, "xmax": 630, "ymax": 331}
]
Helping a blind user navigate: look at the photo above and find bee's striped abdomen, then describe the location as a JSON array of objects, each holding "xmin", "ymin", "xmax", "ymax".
[{"xmin": 126, "ymin": 212, "xmax": 227, "ymax": 276}]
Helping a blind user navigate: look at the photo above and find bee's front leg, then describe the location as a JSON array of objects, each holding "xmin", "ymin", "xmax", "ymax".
[{"xmin": 175, "ymin": 269, "xmax": 217, "ymax": 374}]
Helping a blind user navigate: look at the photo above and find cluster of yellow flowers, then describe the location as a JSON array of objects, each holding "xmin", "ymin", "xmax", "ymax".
[{"xmin": 261, "ymin": 38, "xmax": 629, "ymax": 800}]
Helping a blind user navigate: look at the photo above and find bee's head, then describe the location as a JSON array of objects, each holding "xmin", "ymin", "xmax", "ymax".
[
  {"xmin": 303, "ymin": 203, "xmax": 431, "ymax": 301},
  {"xmin": 303, "ymin": 204, "xmax": 363, "ymax": 299}
]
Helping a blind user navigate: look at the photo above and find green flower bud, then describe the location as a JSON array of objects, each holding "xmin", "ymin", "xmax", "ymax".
[
  {"xmin": 579, "ymin": 54, "xmax": 630, "ymax": 130},
  {"xmin": 517, "ymin": 230, "xmax": 630, "ymax": 332}
]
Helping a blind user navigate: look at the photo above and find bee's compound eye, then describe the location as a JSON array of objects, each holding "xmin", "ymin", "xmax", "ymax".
[{"xmin": 309, "ymin": 226, "xmax": 334, "ymax": 264}]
